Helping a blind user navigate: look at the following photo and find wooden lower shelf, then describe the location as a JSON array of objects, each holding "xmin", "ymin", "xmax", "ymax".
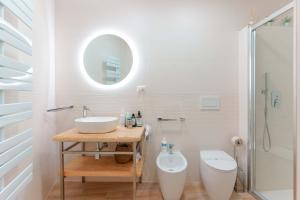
[{"xmin": 64, "ymin": 156, "xmax": 144, "ymax": 178}]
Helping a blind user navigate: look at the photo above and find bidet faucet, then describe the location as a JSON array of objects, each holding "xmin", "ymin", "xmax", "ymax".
[
  {"xmin": 168, "ymin": 144, "xmax": 174, "ymax": 154},
  {"xmin": 82, "ymin": 105, "xmax": 90, "ymax": 117}
]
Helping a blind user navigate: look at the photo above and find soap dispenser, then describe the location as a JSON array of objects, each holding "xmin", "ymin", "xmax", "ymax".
[
  {"xmin": 125, "ymin": 112, "xmax": 133, "ymax": 128},
  {"xmin": 136, "ymin": 111, "xmax": 143, "ymax": 127},
  {"xmin": 161, "ymin": 137, "xmax": 168, "ymax": 152},
  {"xmin": 132, "ymin": 113, "xmax": 137, "ymax": 127}
]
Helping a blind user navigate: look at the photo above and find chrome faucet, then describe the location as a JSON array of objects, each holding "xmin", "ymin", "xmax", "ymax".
[
  {"xmin": 82, "ymin": 105, "xmax": 90, "ymax": 117},
  {"xmin": 168, "ymin": 144, "xmax": 174, "ymax": 154}
]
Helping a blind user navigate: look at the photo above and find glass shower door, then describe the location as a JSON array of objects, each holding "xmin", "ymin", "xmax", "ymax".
[{"xmin": 251, "ymin": 6, "xmax": 294, "ymax": 200}]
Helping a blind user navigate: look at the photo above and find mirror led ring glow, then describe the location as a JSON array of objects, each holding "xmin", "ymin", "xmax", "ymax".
[{"xmin": 80, "ymin": 30, "xmax": 139, "ymax": 90}]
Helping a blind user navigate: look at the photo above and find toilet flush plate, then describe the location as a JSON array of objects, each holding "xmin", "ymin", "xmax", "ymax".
[{"xmin": 200, "ymin": 96, "xmax": 220, "ymax": 110}]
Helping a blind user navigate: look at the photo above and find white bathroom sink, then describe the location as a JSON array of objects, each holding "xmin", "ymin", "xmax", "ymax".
[{"xmin": 74, "ymin": 116, "xmax": 119, "ymax": 134}]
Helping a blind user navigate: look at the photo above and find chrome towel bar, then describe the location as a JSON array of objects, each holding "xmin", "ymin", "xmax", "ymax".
[
  {"xmin": 47, "ymin": 105, "xmax": 74, "ymax": 112},
  {"xmin": 157, "ymin": 117, "xmax": 186, "ymax": 122}
]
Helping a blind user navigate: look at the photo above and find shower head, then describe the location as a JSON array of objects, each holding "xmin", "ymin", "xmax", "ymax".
[{"xmin": 261, "ymin": 72, "xmax": 268, "ymax": 95}]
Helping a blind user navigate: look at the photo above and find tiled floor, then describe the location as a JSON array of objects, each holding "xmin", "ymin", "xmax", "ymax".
[{"xmin": 47, "ymin": 182, "xmax": 256, "ymax": 200}]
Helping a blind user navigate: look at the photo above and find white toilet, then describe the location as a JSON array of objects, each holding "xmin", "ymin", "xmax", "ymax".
[
  {"xmin": 200, "ymin": 150, "xmax": 237, "ymax": 200},
  {"xmin": 156, "ymin": 151, "xmax": 187, "ymax": 200}
]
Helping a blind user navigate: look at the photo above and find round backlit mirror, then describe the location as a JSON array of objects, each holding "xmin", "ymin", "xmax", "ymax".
[{"xmin": 83, "ymin": 34, "xmax": 134, "ymax": 86}]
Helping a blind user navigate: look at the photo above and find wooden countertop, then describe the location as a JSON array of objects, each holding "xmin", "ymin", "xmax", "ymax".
[{"xmin": 53, "ymin": 126, "xmax": 145, "ymax": 142}]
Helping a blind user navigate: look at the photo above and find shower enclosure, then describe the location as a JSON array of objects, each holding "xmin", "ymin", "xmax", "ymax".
[{"xmin": 249, "ymin": 2, "xmax": 295, "ymax": 200}]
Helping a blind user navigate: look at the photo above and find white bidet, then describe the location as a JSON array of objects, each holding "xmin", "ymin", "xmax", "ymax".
[{"xmin": 156, "ymin": 151, "xmax": 187, "ymax": 200}]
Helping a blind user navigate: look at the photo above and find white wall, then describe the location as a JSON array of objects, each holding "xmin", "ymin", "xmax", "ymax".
[
  {"xmin": 54, "ymin": 0, "xmax": 291, "ymax": 183},
  {"xmin": 16, "ymin": 0, "xmax": 57, "ymax": 199},
  {"xmin": 238, "ymin": 26, "xmax": 250, "ymax": 189}
]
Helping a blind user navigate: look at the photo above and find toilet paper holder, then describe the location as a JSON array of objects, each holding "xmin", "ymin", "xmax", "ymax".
[{"xmin": 231, "ymin": 136, "xmax": 245, "ymax": 193}]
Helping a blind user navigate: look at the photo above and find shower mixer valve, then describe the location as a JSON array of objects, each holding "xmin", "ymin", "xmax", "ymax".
[{"xmin": 271, "ymin": 91, "xmax": 280, "ymax": 108}]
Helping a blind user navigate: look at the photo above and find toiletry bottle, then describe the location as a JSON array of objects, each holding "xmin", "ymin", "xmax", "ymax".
[
  {"xmin": 132, "ymin": 114, "xmax": 137, "ymax": 127},
  {"xmin": 125, "ymin": 112, "xmax": 129, "ymax": 127},
  {"xmin": 136, "ymin": 111, "xmax": 143, "ymax": 127},
  {"xmin": 126, "ymin": 112, "xmax": 132, "ymax": 128},
  {"xmin": 161, "ymin": 137, "xmax": 167, "ymax": 152},
  {"xmin": 119, "ymin": 110, "xmax": 125, "ymax": 126}
]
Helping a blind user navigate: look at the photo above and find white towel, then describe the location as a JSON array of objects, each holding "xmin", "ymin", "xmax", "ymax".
[{"xmin": 145, "ymin": 125, "xmax": 151, "ymax": 138}]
